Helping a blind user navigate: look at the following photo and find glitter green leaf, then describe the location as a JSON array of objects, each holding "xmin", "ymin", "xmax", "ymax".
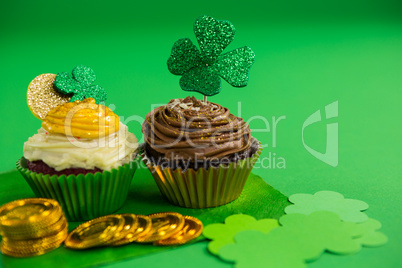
[
  {"xmin": 54, "ymin": 65, "xmax": 107, "ymax": 103},
  {"xmin": 215, "ymin": 47, "xmax": 255, "ymax": 87},
  {"xmin": 167, "ymin": 15, "xmax": 255, "ymax": 96},
  {"xmin": 180, "ymin": 66, "xmax": 221, "ymax": 96},
  {"xmin": 167, "ymin": 38, "xmax": 202, "ymax": 75},
  {"xmin": 194, "ymin": 15, "xmax": 235, "ymax": 65}
]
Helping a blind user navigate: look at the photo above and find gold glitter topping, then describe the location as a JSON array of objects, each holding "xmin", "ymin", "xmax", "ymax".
[
  {"xmin": 42, "ymin": 98, "xmax": 120, "ymax": 139},
  {"xmin": 27, "ymin": 74, "xmax": 71, "ymax": 120}
]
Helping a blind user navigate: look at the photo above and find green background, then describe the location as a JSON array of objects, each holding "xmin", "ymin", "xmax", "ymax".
[{"xmin": 0, "ymin": 0, "xmax": 401, "ymax": 267}]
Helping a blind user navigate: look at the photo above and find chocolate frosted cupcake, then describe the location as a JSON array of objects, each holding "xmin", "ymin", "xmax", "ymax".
[
  {"xmin": 141, "ymin": 97, "xmax": 262, "ymax": 208},
  {"xmin": 141, "ymin": 15, "xmax": 260, "ymax": 208},
  {"xmin": 18, "ymin": 66, "xmax": 139, "ymax": 221},
  {"xmin": 143, "ymin": 96, "xmax": 257, "ymax": 169}
]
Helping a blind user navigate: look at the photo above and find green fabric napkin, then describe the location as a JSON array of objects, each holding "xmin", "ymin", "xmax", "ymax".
[{"xmin": 0, "ymin": 167, "xmax": 289, "ymax": 268}]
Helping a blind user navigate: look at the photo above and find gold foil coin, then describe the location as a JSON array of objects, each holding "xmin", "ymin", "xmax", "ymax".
[
  {"xmin": 2, "ymin": 220, "xmax": 68, "ymax": 248},
  {"xmin": 0, "ymin": 223, "xmax": 68, "ymax": 257},
  {"xmin": 65, "ymin": 214, "xmax": 125, "ymax": 249},
  {"xmin": 2, "ymin": 229, "xmax": 68, "ymax": 252},
  {"xmin": 0, "ymin": 231, "xmax": 66, "ymax": 258},
  {"xmin": 135, "ymin": 212, "xmax": 185, "ymax": 243},
  {"xmin": 155, "ymin": 216, "xmax": 203, "ymax": 246},
  {"xmin": 110, "ymin": 214, "xmax": 152, "ymax": 246},
  {"xmin": 0, "ymin": 198, "xmax": 68, "ymax": 257},
  {"xmin": 0, "ymin": 198, "xmax": 61, "ymax": 231},
  {"xmin": 105, "ymin": 214, "xmax": 138, "ymax": 246},
  {"xmin": 0, "ymin": 242, "xmax": 62, "ymax": 258},
  {"xmin": 27, "ymin": 73, "xmax": 71, "ymax": 120},
  {"xmin": 3, "ymin": 214, "xmax": 67, "ymax": 240}
]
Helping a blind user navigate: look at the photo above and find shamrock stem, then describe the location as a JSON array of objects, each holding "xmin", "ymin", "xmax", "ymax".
[{"xmin": 203, "ymin": 95, "xmax": 207, "ymax": 103}]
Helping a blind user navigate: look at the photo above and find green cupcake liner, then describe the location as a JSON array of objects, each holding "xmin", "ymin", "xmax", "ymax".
[
  {"xmin": 16, "ymin": 157, "xmax": 139, "ymax": 221},
  {"xmin": 141, "ymin": 137, "xmax": 262, "ymax": 209}
]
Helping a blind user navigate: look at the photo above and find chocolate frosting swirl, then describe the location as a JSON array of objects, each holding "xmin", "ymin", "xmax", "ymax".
[{"xmin": 142, "ymin": 96, "xmax": 251, "ymax": 160}]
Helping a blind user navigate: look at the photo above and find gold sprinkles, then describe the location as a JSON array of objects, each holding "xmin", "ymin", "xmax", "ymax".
[{"xmin": 27, "ymin": 74, "xmax": 71, "ymax": 120}]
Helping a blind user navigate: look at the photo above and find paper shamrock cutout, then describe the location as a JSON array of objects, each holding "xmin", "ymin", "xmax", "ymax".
[
  {"xmin": 219, "ymin": 230, "xmax": 306, "ymax": 268},
  {"xmin": 276, "ymin": 212, "xmax": 366, "ymax": 257},
  {"xmin": 167, "ymin": 15, "xmax": 255, "ymax": 96},
  {"xmin": 355, "ymin": 218, "xmax": 388, "ymax": 247},
  {"xmin": 54, "ymin": 65, "xmax": 107, "ymax": 103},
  {"xmin": 203, "ymin": 214, "xmax": 279, "ymax": 255},
  {"xmin": 285, "ymin": 191, "xmax": 369, "ymax": 223},
  {"xmin": 218, "ymin": 212, "xmax": 388, "ymax": 268},
  {"xmin": 219, "ymin": 211, "xmax": 370, "ymax": 268}
]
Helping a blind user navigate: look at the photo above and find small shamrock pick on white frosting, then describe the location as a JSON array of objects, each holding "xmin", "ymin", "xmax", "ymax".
[{"xmin": 54, "ymin": 65, "xmax": 107, "ymax": 104}]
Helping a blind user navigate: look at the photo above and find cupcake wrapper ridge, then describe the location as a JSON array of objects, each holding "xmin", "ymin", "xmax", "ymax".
[
  {"xmin": 141, "ymin": 137, "xmax": 262, "ymax": 208},
  {"xmin": 16, "ymin": 157, "xmax": 139, "ymax": 221}
]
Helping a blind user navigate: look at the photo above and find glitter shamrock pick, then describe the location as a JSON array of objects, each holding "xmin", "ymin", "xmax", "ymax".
[
  {"xmin": 54, "ymin": 65, "xmax": 107, "ymax": 103},
  {"xmin": 167, "ymin": 15, "xmax": 255, "ymax": 97}
]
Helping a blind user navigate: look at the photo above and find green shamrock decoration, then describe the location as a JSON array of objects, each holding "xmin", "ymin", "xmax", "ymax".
[
  {"xmin": 219, "ymin": 212, "xmax": 365, "ymax": 268},
  {"xmin": 54, "ymin": 65, "xmax": 107, "ymax": 103},
  {"xmin": 167, "ymin": 15, "xmax": 255, "ymax": 96},
  {"xmin": 354, "ymin": 218, "xmax": 388, "ymax": 247},
  {"xmin": 219, "ymin": 230, "xmax": 306, "ymax": 268},
  {"xmin": 218, "ymin": 211, "xmax": 388, "ymax": 268},
  {"xmin": 285, "ymin": 191, "xmax": 369, "ymax": 223},
  {"xmin": 203, "ymin": 214, "xmax": 279, "ymax": 255}
]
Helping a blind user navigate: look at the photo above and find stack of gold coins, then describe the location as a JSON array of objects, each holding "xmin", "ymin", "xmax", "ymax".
[
  {"xmin": 65, "ymin": 212, "xmax": 203, "ymax": 249},
  {"xmin": 0, "ymin": 198, "xmax": 68, "ymax": 257}
]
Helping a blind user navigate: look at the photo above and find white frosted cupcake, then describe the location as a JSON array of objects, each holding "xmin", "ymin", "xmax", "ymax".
[{"xmin": 17, "ymin": 98, "xmax": 139, "ymax": 221}]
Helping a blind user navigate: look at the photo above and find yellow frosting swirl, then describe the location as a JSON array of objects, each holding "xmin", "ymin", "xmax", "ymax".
[{"xmin": 42, "ymin": 98, "xmax": 120, "ymax": 139}]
